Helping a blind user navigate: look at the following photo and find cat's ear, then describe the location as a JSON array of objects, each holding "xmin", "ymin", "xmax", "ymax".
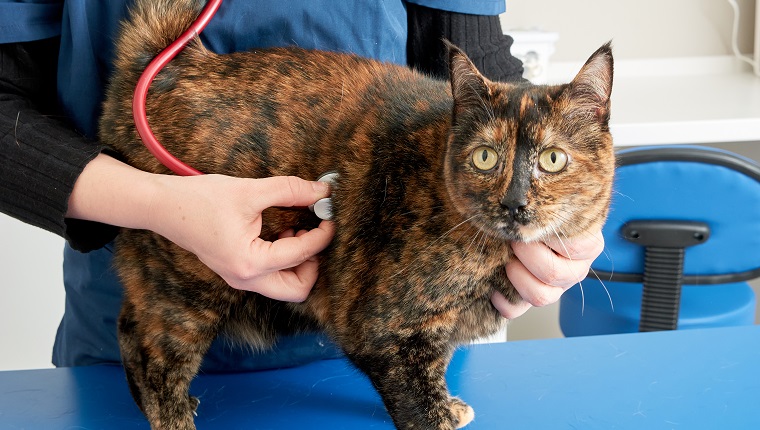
[
  {"xmin": 567, "ymin": 42, "xmax": 614, "ymax": 122},
  {"xmin": 446, "ymin": 40, "xmax": 491, "ymax": 120}
]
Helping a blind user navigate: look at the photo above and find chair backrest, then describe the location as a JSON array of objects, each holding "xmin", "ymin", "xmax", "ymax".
[
  {"xmin": 596, "ymin": 145, "xmax": 760, "ymax": 281},
  {"xmin": 562, "ymin": 145, "xmax": 760, "ymax": 334}
]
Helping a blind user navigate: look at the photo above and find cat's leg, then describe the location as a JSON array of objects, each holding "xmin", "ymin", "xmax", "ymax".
[
  {"xmin": 347, "ymin": 336, "xmax": 471, "ymax": 430},
  {"xmin": 448, "ymin": 397, "xmax": 475, "ymax": 428},
  {"xmin": 118, "ymin": 298, "xmax": 220, "ymax": 430},
  {"xmin": 118, "ymin": 300, "xmax": 149, "ymax": 416}
]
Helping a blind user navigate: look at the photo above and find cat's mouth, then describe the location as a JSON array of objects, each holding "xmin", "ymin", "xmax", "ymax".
[
  {"xmin": 478, "ymin": 212, "xmax": 535, "ymax": 242},
  {"xmin": 473, "ymin": 207, "xmax": 558, "ymax": 243}
]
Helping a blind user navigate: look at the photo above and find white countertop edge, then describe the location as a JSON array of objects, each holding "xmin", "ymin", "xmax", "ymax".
[
  {"xmin": 543, "ymin": 56, "xmax": 760, "ymax": 146},
  {"xmin": 547, "ymin": 55, "xmax": 754, "ymax": 83},
  {"xmin": 611, "ymin": 117, "xmax": 760, "ymax": 146}
]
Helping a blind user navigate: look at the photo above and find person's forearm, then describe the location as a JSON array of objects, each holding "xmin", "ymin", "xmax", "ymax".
[
  {"xmin": 68, "ymin": 152, "xmax": 336, "ymax": 302},
  {"xmin": 66, "ymin": 153, "xmax": 161, "ymax": 231}
]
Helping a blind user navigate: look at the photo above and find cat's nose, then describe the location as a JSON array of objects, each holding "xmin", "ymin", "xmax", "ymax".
[{"xmin": 501, "ymin": 196, "xmax": 527, "ymax": 216}]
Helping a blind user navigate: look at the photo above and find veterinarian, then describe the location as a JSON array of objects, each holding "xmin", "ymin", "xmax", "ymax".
[{"xmin": 0, "ymin": 0, "xmax": 604, "ymax": 370}]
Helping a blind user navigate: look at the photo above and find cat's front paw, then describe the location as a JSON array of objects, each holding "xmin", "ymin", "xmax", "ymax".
[
  {"xmin": 190, "ymin": 396, "xmax": 200, "ymax": 416},
  {"xmin": 449, "ymin": 397, "xmax": 474, "ymax": 428}
]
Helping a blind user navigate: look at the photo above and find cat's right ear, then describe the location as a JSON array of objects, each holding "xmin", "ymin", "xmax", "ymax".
[
  {"xmin": 567, "ymin": 42, "xmax": 614, "ymax": 123},
  {"xmin": 445, "ymin": 40, "xmax": 491, "ymax": 122}
]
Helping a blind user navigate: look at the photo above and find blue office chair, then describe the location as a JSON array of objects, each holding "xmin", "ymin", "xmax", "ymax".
[{"xmin": 560, "ymin": 145, "xmax": 760, "ymax": 336}]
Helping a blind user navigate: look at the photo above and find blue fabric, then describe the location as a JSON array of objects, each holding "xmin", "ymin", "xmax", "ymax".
[
  {"xmin": 0, "ymin": 1, "xmax": 63, "ymax": 43},
  {"xmin": 56, "ymin": 0, "xmax": 412, "ymax": 137},
  {"xmin": 55, "ymin": 243, "xmax": 343, "ymax": 371},
  {"xmin": 407, "ymin": 0, "xmax": 505, "ymax": 15},
  {"xmin": 54, "ymin": 244, "xmax": 123, "ymax": 367},
  {"xmin": 8, "ymin": 0, "xmax": 507, "ymax": 371},
  {"xmin": 57, "ymin": 1, "xmax": 129, "ymax": 138}
]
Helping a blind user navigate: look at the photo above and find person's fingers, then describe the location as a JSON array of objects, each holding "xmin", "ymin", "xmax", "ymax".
[
  {"xmin": 254, "ymin": 220, "xmax": 335, "ymax": 272},
  {"xmin": 228, "ymin": 224, "xmax": 332, "ymax": 300},
  {"xmin": 246, "ymin": 258, "xmax": 321, "ymax": 302},
  {"xmin": 511, "ymin": 240, "xmax": 591, "ymax": 289},
  {"xmin": 505, "ymin": 258, "xmax": 568, "ymax": 308},
  {"xmin": 252, "ymin": 176, "xmax": 331, "ymax": 210},
  {"xmin": 543, "ymin": 229, "xmax": 605, "ymax": 260},
  {"xmin": 285, "ymin": 257, "xmax": 322, "ymax": 301},
  {"xmin": 490, "ymin": 289, "xmax": 532, "ymax": 320},
  {"xmin": 278, "ymin": 228, "xmax": 296, "ymax": 239}
]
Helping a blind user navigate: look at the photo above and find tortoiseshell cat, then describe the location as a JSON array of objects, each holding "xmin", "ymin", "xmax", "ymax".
[{"xmin": 100, "ymin": 1, "xmax": 615, "ymax": 429}]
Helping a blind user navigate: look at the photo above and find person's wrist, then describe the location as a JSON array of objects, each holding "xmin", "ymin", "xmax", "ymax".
[{"xmin": 139, "ymin": 173, "xmax": 187, "ymax": 242}]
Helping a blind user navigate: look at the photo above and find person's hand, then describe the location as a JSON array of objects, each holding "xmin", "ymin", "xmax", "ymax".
[
  {"xmin": 67, "ymin": 154, "xmax": 334, "ymax": 302},
  {"xmin": 150, "ymin": 174, "xmax": 335, "ymax": 302},
  {"xmin": 490, "ymin": 230, "xmax": 605, "ymax": 319}
]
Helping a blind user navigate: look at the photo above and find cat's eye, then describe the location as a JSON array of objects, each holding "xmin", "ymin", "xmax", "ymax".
[
  {"xmin": 538, "ymin": 148, "xmax": 568, "ymax": 173},
  {"xmin": 472, "ymin": 146, "xmax": 499, "ymax": 171}
]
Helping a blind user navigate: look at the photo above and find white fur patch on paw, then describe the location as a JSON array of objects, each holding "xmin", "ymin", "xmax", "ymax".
[
  {"xmin": 455, "ymin": 405, "xmax": 474, "ymax": 429},
  {"xmin": 451, "ymin": 398, "xmax": 475, "ymax": 428}
]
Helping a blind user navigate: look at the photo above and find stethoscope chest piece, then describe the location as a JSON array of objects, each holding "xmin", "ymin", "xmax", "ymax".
[{"xmin": 309, "ymin": 172, "xmax": 338, "ymax": 220}]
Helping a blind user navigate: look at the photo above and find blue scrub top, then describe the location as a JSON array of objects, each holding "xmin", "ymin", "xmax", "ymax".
[{"xmin": 1, "ymin": 0, "xmax": 506, "ymax": 371}]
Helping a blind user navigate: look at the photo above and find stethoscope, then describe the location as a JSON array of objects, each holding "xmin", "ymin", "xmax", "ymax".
[
  {"xmin": 131, "ymin": 0, "xmax": 334, "ymax": 219},
  {"xmin": 132, "ymin": 0, "xmax": 222, "ymax": 176}
]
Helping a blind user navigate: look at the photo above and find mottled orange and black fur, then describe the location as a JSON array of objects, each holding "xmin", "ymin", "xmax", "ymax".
[{"xmin": 100, "ymin": 1, "xmax": 615, "ymax": 429}]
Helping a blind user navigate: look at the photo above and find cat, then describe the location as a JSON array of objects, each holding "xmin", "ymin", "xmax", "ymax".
[{"xmin": 99, "ymin": 0, "xmax": 615, "ymax": 429}]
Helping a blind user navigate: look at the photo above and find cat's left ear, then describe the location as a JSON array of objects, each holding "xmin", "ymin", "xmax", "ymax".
[
  {"xmin": 567, "ymin": 42, "xmax": 614, "ymax": 123},
  {"xmin": 446, "ymin": 40, "xmax": 491, "ymax": 121}
]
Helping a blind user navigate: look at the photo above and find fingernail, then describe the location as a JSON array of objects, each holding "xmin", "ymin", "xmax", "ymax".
[{"xmin": 312, "ymin": 181, "xmax": 331, "ymax": 194}]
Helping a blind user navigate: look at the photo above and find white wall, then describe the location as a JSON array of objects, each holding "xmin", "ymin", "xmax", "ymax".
[
  {"xmin": 0, "ymin": 214, "xmax": 65, "ymax": 370},
  {"xmin": 501, "ymin": 0, "xmax": 756, "ymax": 62}
]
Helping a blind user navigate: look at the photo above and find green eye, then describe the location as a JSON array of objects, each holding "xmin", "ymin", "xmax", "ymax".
[
  {"xmin": 472, "ymin": 146, "xmax": 499, "ymax": 171},
  {"xmin": 538, "ymin": 148, "xmax": 568, "ymax": 173}
]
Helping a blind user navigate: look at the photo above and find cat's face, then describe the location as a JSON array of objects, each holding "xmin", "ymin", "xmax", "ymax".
[{"xmin": 444, "ymin": 43, "xmax": 615, "ymax": 243}]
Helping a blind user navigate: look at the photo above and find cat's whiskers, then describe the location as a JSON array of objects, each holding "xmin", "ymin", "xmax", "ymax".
[
  {"xmin": 395, "ymin": 205, "xmax": 446, "ymax": 219},
  {"xmin": 547, "ymin": 223, "xmax": 587, "ymax": 315},
  {"xmin": 612, "ymin": 188, "xmax": 634, "ymax": 202},
  {"xmin": 544, "ymin": 210, "xmax": 615, "ymax": 313},
  {"xmin": 588, "ymin": 267, "xmax": 615, "ymax": 312},
  {"xmin": 389, "ymin": 214, "xmax": 480, "ymax": 279},
  {"xmin": 466, "ymin": 224, "xmax": 490, "ymax": 268},
  {"xmin": 463, "ymin": 227, "xmax": 483, "ymax": 256},
  {"xmin": 557, "ymin": 225, "xmax": 614, "ymax": 312},
  {"xmin": 477, "ymin": 226, "xmax": 490, "ymax": 260},
  {"xmin": 544, "ymin": 208, "xmax": 615, "ymax": 278}
]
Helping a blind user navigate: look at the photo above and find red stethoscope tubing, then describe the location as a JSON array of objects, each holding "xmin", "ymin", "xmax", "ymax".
[{"xmin": 131, "ymin": 0, "xmax": 223, "ymax": 176}]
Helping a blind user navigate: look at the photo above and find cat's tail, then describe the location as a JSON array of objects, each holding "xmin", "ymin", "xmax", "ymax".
[{"xmin": 111, "ymin": 0, "xmax": 206, "ymax": 78}]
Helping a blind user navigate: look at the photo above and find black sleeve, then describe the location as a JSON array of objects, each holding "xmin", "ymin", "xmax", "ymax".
[
  {"xmin": 406, "ymin": 3, "xmax": 526, "ymax": 83},
  {"xmin": 0, "ymin": 38, "xmax": 119, "ymax": 252}
]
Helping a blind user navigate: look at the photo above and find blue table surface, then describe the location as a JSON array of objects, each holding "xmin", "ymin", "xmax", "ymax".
[{"xmin": 1, "ymin": 325, "xmax": 758, "ymax": 429}]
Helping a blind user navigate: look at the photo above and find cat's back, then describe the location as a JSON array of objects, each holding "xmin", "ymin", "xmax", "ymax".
[
  {"xmin": 102, "ymin": 0, "xmax": 453, "ymax": 178},
  {"xmin": 107, "ymin": 42, "xmax": 453, "ymax": 178},
  {"xmin": 173, "ymin": 45, "xmax": 451, "ymax": 122}
]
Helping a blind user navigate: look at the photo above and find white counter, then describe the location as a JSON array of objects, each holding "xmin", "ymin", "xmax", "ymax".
[{"xmin": 548, "ymin": 56, "xmax": 760, "ymax": 147}]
